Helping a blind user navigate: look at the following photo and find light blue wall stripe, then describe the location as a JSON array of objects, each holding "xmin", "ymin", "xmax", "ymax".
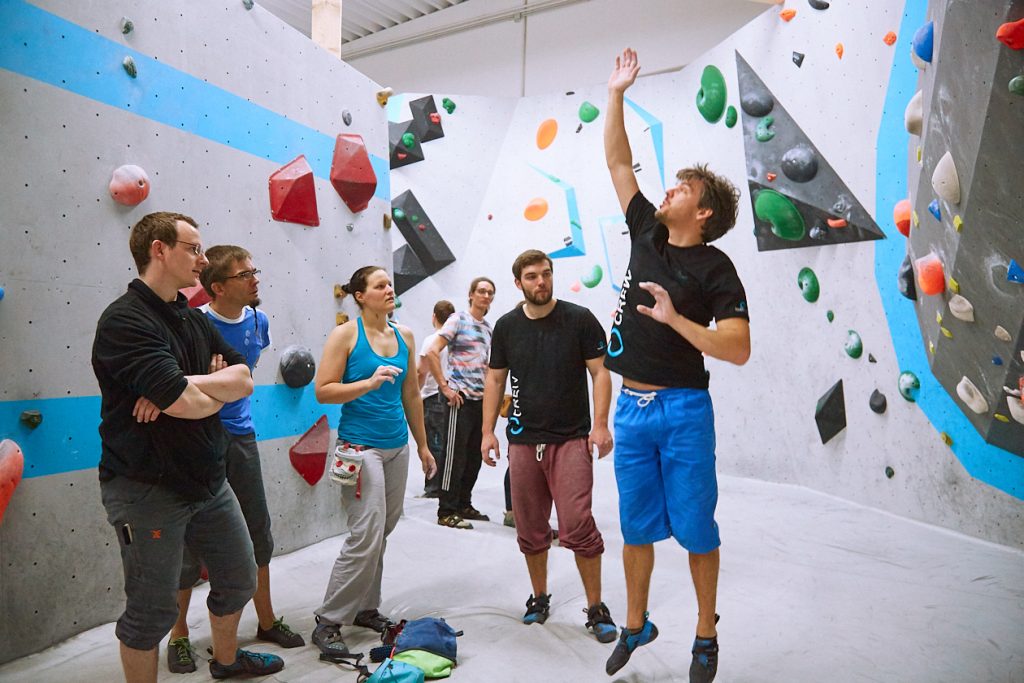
[
  {"xmin": 0, "ymin": 386, "xmax": 338, "ymax": 480},
  {"xmin": 873, "ymin": 0, "xmax": 1022, "ymax": 499},
  {"xmin": 0, "ymin": 0, "xmax": 390, "ymax": 201}
]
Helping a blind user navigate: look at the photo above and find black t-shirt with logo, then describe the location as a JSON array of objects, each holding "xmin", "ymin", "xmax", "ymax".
[
  {"xmin": 604, "ymin": 191, "xmax": 749, "ymax": 388},
  {"xmin": 490, "ymin": 300, "xmax": 607, "ymax": 444}
]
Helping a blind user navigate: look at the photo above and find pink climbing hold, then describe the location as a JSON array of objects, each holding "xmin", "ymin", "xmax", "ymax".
[
  {"xmin": 180, "ymin": 284, "xmax": 211, "ymax": 308},
  {"xmin": 0, "ymin": 439, "xmax": 25, "ymax": 526},
  {"xmin": 330, "ymin": 134, "xmax": 378, "ymax": 214},
  {"xmin": 569, "ymin": 281, "xmax": 582, "ymax": 293},
  {"xmin": 109, "ymin": 164, "xmax": 151, "ymax": 206},
  {"xmin": 269, "ymin": 155, "xmax": 319, "ymax": 227},
  {"xmin": 289, "ymin": 415, "xmax": 330, "ymax": 486},
  {"xmin": 996, "ymin": 18, "xmax": 1024, "ymax": 49}
]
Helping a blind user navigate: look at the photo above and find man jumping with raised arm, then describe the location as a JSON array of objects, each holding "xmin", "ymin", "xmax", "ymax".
[{"xmin": 603, "ymin": 49, "xmax": 751, "ymax": 682}]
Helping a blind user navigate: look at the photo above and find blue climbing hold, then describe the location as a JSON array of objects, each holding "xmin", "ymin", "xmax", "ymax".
[
  {"xmin": 1007, "ymin": 259, "xmax": 1024, "ymax": 284},
  {"xmin": 0, "ymin": 286, "xmax": 5, "ymax": 301},
  {"xmin": 992, "ymin": 356, "xmax": 1003, "ymax": 366},
  {"xmin": 912, "ymin": 22, "xmax": 934, "ymax": 64},
  {"xmin": 927, "ymin": 199, "xmax": 941, "ymax": 221}
]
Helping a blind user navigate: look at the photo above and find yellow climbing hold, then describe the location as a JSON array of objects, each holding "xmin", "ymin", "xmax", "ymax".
[
  {"xmin": 994, "ymin": 413, "xmax": 1010, "ymax": 423},
  {"xmin": 940, "ymin": 432, "xmax": 953, "ymax": 446},
  {"xmin": 912, "ymin": 210, "xmax": 919, "ymax": 227},
  {"xmin": 928, "ymin": 341, "xmax": 935, "ymax": 354},
  {"xmin": 916, "ymin": 146, "xmax": 922, "ymax": 163},
  {"xmin": 948, "ymin": 277, "xmax": 960, "ymax": 294},
  {"xmin": 935, "ymin": 312, "xmax": 943, "ymax": 324},
  {"xmin": 940, "ymin": 326, "xmax": 953, "ymax": 338},
  {"xmin": 953, "ymin": 215, "xmax": 963, "ymax": 231}
]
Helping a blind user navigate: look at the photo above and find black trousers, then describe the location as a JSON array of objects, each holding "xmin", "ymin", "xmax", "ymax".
[{"xmin": 438, "ymin": 397, "xmax": 483, "ymax": 517}]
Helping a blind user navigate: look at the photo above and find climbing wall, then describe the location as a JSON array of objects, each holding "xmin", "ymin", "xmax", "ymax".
[
  {"xmin": 0, "ymin": 0, "xmax": 389, "ymax": 662},
  {"xmin": 393, "ymin": 0, "xmax": 1023, "ymax": 551}
]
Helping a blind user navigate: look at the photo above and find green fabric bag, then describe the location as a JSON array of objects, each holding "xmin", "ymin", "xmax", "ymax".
[{"xmin": 392, "ymin": 649, "xmax": 454, "ymax": 679}]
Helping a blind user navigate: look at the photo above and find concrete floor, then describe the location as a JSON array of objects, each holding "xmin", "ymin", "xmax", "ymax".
[{"xmin": 2, "ymin": 457, "xmax": 1022, "ymax": 682}]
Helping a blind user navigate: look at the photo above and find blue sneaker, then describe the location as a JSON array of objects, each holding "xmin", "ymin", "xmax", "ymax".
[
  {"xmin": 584, "ymin": 602, "xmax": 618, "ymax": 643},
  {"xmin": 605, "ymin": 612, "xmax": 658, "ymax": 675},
  {"xmin": 209, "ymin": 649, "xmax": 284, "ymax": 679},
  {"xmin": 522, "ymin": 593, "xmax": 551, "ymax": 624},
  {"xmin": 690, "ymin": 636, "xmax": 719, "ymax": 682}
]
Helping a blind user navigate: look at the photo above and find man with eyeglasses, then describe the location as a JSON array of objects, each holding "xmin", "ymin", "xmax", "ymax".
[
  {"xmin": 425, "ymin": 276, "xmax": 496, "ymax": 529},
  {"xmin": 162, "ymin": 245, "xmax": 304, "ymax": 674},
  {"xmin": 92, "ymin": 213, "xmax": 284, "ymax": 681}
]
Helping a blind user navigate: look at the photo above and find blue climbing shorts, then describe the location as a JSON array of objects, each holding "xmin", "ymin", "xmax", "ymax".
[{"xmin": 613, "ymin": 386, "xmax": 721, "ymax": 553}]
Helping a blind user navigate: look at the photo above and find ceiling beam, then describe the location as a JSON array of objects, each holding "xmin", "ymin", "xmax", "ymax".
[{"xmin": 312, "ymin": 0, "xmax": 342, "ymax": 58}]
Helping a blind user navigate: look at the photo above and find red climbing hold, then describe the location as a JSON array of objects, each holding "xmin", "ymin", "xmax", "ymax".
[
  {"xmin": 429, "ymin": 112, "xmax": 441, "ymax": 125},
  {"xmin": 915, "ymin": 253, "xmax": 945, "ymax": 295},
  {"xmin": 109, "ymin": 164, "xmax": 151, "ymax": 206},
  {"xmin": 0, "ymin": 440, "xmax": 24, "ymax": 526},
  {"xmin": 330, "ymin": 134, "xmax": 378, "ymax": 214},
  {"xmin": 893, "ymin": 198, "xmax": 912, "ymax": 236},
  {"xmin": 269, "ymin": 155, "xmax": 319, "ymax": 226},
  {"xmin": 289, "ymin": 415, "xmax": 330, "ymax": 486},
  {"xmin": 996, "ymin": 18, "xmax": 1024, "ymax": 50},
  {"xmin": 181, "ymin": 284, "xmax": 211, "ymax": 308},
  {"xmin": 827, "ymin": 217, "xmax": 848, "ymax": 228}
]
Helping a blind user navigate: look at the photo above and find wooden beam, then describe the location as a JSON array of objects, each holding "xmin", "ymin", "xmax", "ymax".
[{"xmin": 312, "ymin": 0, "xmax": 342, "ymax": 58}]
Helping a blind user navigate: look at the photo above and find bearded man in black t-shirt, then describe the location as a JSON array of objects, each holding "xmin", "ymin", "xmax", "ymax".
[
  {"xmin": 481, "ymin": 249, "xmax": 618, "ymax": 643},
  {"xmin": 602, "ymin": 49, "xmax": 751, "ymax": 682}
]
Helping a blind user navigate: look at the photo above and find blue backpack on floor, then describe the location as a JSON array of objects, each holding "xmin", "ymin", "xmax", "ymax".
[
  {"xmin": 393, "ymin": 617, "xmax": 459, "ymax": 662},
  {"xmin": 364, "ymin": 658, "xmax": 425, "ymax": 683}
]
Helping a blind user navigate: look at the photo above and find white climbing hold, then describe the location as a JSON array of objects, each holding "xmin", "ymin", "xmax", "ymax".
[
  {"xmin": 948, "ymin": 294, "xmax": 974, "ymax": 322},
  {"xmin": 904, "ymin": 90, "xmax": 923, "ymax": 136},
  {"xmin": 956, "ymin": 376, "xmax": 989, "ymax": 414},
  {"xmin": 1006, "ymin": 395, "xmax": 1024, "ymax": 425},
  {"xmin": 932, "ymin": 151, "xmax": 960, "ymax": 204},
  {"xmin": 911, "ymin": 49, "xmax": 928, "ymax": 70},
  {"xmin": 994, "ymin": 325, "xmax": 1011, "ymax": 342}
]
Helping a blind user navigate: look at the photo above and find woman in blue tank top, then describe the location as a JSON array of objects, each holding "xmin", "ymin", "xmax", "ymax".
[{"xmin": 309, "ymin": 266, "xmax": 436, "ymax": 658}]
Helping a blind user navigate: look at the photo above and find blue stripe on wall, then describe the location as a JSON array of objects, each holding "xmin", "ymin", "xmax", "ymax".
[
  {"xmin": 0, "ymin": 0, "xmax": 389, "ymax": 201},
  {"xmin": 0, "ymin": 386, "xmax": 338, "ymax": 480},
  {"xmin": 874, "ymin": 0, "xmax": 1022, "ymax": 499}
]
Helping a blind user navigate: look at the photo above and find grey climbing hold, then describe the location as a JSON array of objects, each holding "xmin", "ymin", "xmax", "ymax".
[
  {"xmin": 781, "ymin": 145, "xmax": 818, "ymax": 183},
  {"xmin": 122, "ymin": 56, "xmax": 137, "ymax": 78},
  {"xmin": 242, "ymin": 0, "xmax": 255, "ymax": 9},
  {"xmin": 792, "ymin": 51, "xmax": 805, "ymax": 68},
  {"xmin": 808, "ymin": 0, "xmax": 830, "ymax": 9},
  {"xmin": 120, "ymin": 16, "xmax": 134, "ymax": 34},
  {"xmin": 342, "ymin": 110, "xmax": 352, "ymax": 126},
  {"xmin": 948, "ymin": 294, "xmax": 974, "ymax": 322},
  {"xmin": 897, "ymin": 254, "xmax": 917, "ymax": 300},
  {"xmin": 956, "ymin": 376, "xmax": 988, "ymax": 414},
  {"xmin": 741, "ymin": 88, "xmax": 774, "ymax": 117},
  {"xmin": 809, "ymin": 224, "xmax": 829, "ymax": 240},
  {"xmin": 869, "ymin": 389, "xmax": 887, "ymax": 414}
]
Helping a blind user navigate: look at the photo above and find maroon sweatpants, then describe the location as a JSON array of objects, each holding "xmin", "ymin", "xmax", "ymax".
[{"xmin": 508, "ymin": 437, "xmax": 604, "ymax": 558}]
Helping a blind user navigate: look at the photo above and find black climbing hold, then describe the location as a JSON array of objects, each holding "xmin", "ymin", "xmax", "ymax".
[
  {"xmin": 781, "ymin": 145, "xmax": 818, "ymax": 183},
  {"xmin": 279, "ymin": 345, "xmax": 316, "ymax": 388},
  {"xmin": 342, "ymin": 110, "xmax": 352, "ymax": 126},
  {"xmin": 576, "ymin": 123, "xmax": 583, "ymax": 133},
  {"xmin": 792, "ymin": 51, "xmax": 805, "ymax": 68},
  {"xmin": 20, "ymin": 410, "xmax": 42, "ymax": 429},
  {"xmin": 897, "ymin": 253, "xmax": 917, "ymax": 300},
  {"xmin": 869, "ymin": 389, "xmax": 887, "ymax": 414},
  {"xmin": 868, "ymin": 353, "xmax": 877, "ymax": 363},
  {"xmin": 814, "ymin": 379, "xmax": 846, "ymax": 445},
  {"xmin": 885, "ymin": 466, "xmax": 895, "ymax": 479},
  {"xmin": 808, "ymin": 0, "xmax": 830, "ymax": 9}
]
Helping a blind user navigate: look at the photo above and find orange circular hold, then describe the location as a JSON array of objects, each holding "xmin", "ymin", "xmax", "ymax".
[
  {"xmin": 780, "ymin": 8, "xmax": 796, "ymax": 21},
  {"xmin": 915, "ymin": 253, "xmax": 945, "ymax": 296},
  {"xmin": 524, "ymin": 198, "xmax": 549, "ymax": 221},
  {"xmin": 893, "ymin": 198, "xmax": 912, "ymax": 236},
  {"xmin": 883, "ymin": 31, "xmax": 897, "ymax": 46},
  {"xmin": 835, "ymin": 42, "xmax": 845, "ymax": 59},
  {"xmin": 536, "ymin": 118, "xmax": 558, "ymax": 150}
]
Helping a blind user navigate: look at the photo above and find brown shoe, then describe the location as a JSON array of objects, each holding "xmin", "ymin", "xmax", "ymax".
[
  {"xmin": 460, "ymin": 505, "xmax": 490, "ymax": 522},
  {"xmin": 438, "ymin": 514, "xmax": 473, "ymax": 529}
]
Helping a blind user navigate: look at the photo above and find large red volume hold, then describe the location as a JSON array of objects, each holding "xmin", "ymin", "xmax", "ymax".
[
  {"xmin": 269, "ymin": 155, "xmax": 320, "ymax": 226},
  {"xmin": 0, "ymin": 440, "xmax": 25, "ymax": 526},
  {"xmin": 289, "ymin": 415, "xmax": 330, "ymax": 486},
  {"xmin": 330, "ymin": 134, "xmax": 378, "ymax": 213}
]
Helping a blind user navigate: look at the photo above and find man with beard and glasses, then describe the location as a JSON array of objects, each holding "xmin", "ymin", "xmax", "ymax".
[
  {"xmin": 163, "ymin": 245, "xmax": 304, "ymax": 673},
  {"xmin": 481, "ymin": 249, "xmax": 617, "ymax": 641}
]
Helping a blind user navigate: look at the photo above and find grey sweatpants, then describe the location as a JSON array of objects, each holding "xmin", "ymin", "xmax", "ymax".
[{"xmin": 315, "ymin": 442, "xmax": 409, "ymax": 625}]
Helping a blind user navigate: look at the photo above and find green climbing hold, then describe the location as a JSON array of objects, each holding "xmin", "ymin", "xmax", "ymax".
[
  {"xmin": 1010, "ymin": 76, "xmax": 1024, "ymax": 96},
  {"xmin": 442, "ymin": 97, "xmax": 456, "ymax": 114},
  {"xmin": 826, "ymin": 310, "xmax": 834, "ymax": 322},
  {"xmin": 411, "ymin": 214, "xmax": 420, "ymax": 222},
  {"xmin": 797, "ymin": 267, "xmax": 819, "ymax": 302},
  {"xmin": 392, "ymin": 207, "xmax": 406, "ymax": 220},
  {"xmin": 578, "ymin": 101, "xmax": 600, "ymax": 123},
  {"xmin": 122, "ymin": 56, "xmax": 137, "ymax": 79},
  {"xmin": 885, "ymin": 466, "xmax": 895, "ymax": 479},
  {"xmin": 19, "ymin": 410, "xmax": 42, "ymax": 429},
  {"xmin": 898, "ymin": 371, "xmax": 921, "ymax": 402},
  {"xmin": 725, "ymin": 105, "xmax": 738, "ymax": 128},
  {"xmin": 401, "ymin": 132, "xmax": 416, "ymax": 148},
  {"xmin": 754, "ymin": 189, "xmax": 805, "ymax": 241},
  {"xmin": 844, "ymin": 330, "xmax": 863, "ymax": 359},
  {"xmin": 696, "ymin": 66, "xmax": 727, "ymax": 123},
  {"xmin": 394, "ymin": 296, "xmax": 402, "ymax": 309},
  {"xmin": 755, "ymin": 115, "xmax": 775, "ymax": 141},
  {"xmin": 581, "ymin": 265, "xmax": 603, "ymax": 288}
]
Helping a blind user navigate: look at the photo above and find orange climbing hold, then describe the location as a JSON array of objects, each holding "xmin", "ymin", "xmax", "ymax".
[
  {"xmin": 835, "ymin": 43, "xmax": 845, "ymax": 59},
  {"xmin": 827, "ymin": 217, "xmax": 847, "ymax": 228},
  {"xmin": 893, "ymin": 198, "xmax": 912, "ymax": 236},
  {"xmin": 536, "ymin": 118, "xmax": 558, "ymax": 150},
  {"xmin": 766, "ymin": 172, "xmax": 777, "ymax": 181},
  {"xmin": 524, "ymin": 198, "xmax": 549, "ymax": 221},
  {"xmin": 996, "ymin": 18, "xmax": 1024, "ymax": 49},
  {"xmin": 0, "ymin": 439, "xmax": 24, "ymax": 526},
  {"xmin": 780, "ymin": 8, "xmax": 796, "ymax": 21},
  {"xmin": 915, "ymin": 253, "xmax": 945, "ymax": 296},
  {"xmin": 883, "ymin": 31, "xmax": 897, "ymax": 46}
]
